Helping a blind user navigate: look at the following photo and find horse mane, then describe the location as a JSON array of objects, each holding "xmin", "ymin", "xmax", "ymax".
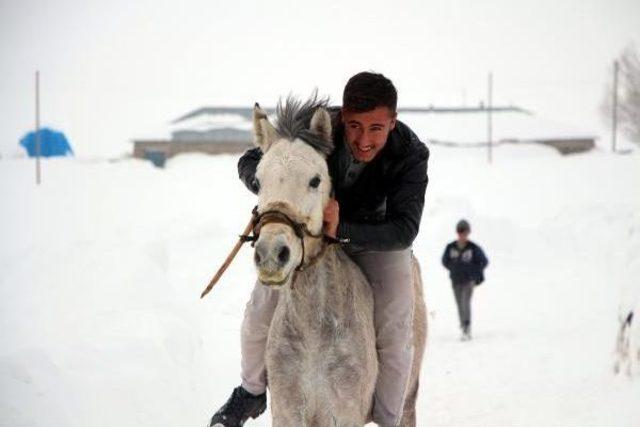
[{"xmin": 275, "ymin": 93, "xmax": 334, "ymax": 156}]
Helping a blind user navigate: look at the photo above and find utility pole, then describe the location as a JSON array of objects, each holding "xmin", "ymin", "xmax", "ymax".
[
  {"xmin": 612, "ymin": 60, "xmax": 619, "ymax": 153},
  {"xmin": 35, "ymin": 70, "xmax": 41, "ymax": 185},
  {"xmin": 487, "ymin": 72, "xmax": 493, "ymax": 164}
]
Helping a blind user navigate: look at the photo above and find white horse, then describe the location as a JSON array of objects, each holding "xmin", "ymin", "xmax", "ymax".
[{"xmin": 249, "ymin": 96, "xmax": 427, "ymax": 426}]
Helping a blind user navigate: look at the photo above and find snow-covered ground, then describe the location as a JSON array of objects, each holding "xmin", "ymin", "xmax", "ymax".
[{"xmin": 1, "ymin": 143, "xmax": 639, "ymax": 426}]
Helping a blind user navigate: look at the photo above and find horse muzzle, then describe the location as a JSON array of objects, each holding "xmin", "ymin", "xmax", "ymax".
[{"xmin": 253, "ymin": 231, "xmax": 296, "ymax": 287}]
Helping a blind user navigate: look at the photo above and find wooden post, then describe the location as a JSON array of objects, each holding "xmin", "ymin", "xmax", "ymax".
[
  {"xmin": 35, "ymin": 70, "xmax": 41, "ymax": 185},
  {"xmin": 612, "ymin": 60, "xmax": 619, "ymax": 153},
  {"xmin": 487, "ymin": 72, "xmax": 493, "ymax": 164}
]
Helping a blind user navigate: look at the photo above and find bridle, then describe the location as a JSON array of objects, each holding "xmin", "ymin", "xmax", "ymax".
[
  {"xmin": 241, "ymin": 205, "xmax": 349, "ymax": 272},
  {"xmin": 200, "ymin": 204, "xmax": 349, "ymax": 299}
]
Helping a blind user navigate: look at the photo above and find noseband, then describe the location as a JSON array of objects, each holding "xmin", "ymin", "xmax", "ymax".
[
  {"xmin": 242, "ymin": 205, "xmax": 348, "ymax": 271},
  {"xmin": 200, "ymin": 205, "xmax": 349, "ymax": 299}
]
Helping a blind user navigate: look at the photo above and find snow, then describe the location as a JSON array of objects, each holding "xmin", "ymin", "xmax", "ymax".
[{"xmin": 1, "ymin": 144, "xmax": 639, "ymax": 427}]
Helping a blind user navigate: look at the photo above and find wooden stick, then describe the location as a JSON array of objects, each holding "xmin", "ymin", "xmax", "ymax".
[{"xmin": 200, "ymin": 216, "xmax": 255, "ymax": 299}]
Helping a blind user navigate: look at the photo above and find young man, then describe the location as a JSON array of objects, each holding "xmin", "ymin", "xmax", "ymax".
[
  {"xmin": 441, "ymin": 219, "xmax": 489, "ymax": 341},
  {"xmin": 208, "ymin": 72, "xmax": 429, "ymax": 427}
]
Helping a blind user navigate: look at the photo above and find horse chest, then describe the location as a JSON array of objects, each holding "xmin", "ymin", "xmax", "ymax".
[
  {"xmin": 266, "ymin": 296, "xmax": 361, "ymax": 387},
  {"xmin": 269, "ymin": 302, "xmax": 343, "ymax": 356}
]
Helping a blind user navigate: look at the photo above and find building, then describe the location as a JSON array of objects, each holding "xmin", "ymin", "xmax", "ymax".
[
  {"xmin": 398, "ymin": 106, "xmax": 596, "ymax": 154},
  {"xmin": 132, "ymin": 107, "xmax": 259, "ymax": 167},
  {"xmin": 133, "ymin": 104, "xmax": 596, "ymax": 167}
]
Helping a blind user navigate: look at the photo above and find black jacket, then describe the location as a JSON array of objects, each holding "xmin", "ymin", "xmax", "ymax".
[
  {"xmin": 237, "ymin": 115, "xmax": 429, "ymax": 251},
  {"xmin": 441, "ymin": 240, "xmax": 489, "ymax": 285}
]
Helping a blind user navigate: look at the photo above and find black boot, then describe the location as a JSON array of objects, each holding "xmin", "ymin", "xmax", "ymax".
[{"xmin": 208, "ymin": 386, "xmax": 267, "ymax": 427}]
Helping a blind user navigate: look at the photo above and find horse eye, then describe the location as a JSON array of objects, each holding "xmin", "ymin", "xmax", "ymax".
[
  {"xmin": 252, "ymin": 178, "xmax": 261, "ymax": 192},
  {"xmin": 309, "ymin": 176, "xmax": 321, "ymax": 189}
]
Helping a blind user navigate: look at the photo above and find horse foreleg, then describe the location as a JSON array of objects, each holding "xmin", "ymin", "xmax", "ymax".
[{"xmin": 271, "ymin": 404, "xmax": 304, "ymax": 427}]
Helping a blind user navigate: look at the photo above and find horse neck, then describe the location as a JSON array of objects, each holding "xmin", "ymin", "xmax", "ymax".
[
  {"xmin": 282, "ymin": 245, "xmax": 339, "ymax": 313},
  {"xmin": 302, "ymin": 233, "xmax": 324, "ymax": 266}
]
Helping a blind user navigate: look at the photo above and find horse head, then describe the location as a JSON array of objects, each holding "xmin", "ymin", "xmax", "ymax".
[{"xmin": 251, "ymin": 95, "xmax": 334, "ymax": 287}]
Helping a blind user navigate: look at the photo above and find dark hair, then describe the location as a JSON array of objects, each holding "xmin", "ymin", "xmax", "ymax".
[
  {"xmin": 342, "ymin": 72, "xmax": 397, "ymax": 113},
  {"xmin": 456, "ymin": 219, "xmax": 471, "ymax": 233}
]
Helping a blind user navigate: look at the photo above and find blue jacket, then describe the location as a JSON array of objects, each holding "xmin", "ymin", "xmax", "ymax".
[{"xmin": 442, "ymin": 240, "xmax": 488, "ymax": 285}]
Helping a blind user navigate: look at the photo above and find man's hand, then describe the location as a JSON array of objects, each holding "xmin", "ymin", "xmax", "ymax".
[{"xmin": 323, "ymin": 198, "xmax": 340, "ymax": 238}]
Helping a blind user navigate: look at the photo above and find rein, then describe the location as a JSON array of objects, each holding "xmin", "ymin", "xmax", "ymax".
[{"xmin": 200, "ymin": 205, "xmax": 348, "ymax": 299}]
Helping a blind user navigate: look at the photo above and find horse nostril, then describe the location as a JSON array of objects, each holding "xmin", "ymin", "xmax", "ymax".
[
  {"xmin": 277, "ymin": 246, "xmax": 290, "ymax": 265},
  {"xmin": 254, "ymin": 250, "xmax": 262, "ymax": 265}
]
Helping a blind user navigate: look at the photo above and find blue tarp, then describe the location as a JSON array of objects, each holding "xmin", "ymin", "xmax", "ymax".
[{"xmin": 20, "ymin": 128, "xmax": 74, "ymax": 157}]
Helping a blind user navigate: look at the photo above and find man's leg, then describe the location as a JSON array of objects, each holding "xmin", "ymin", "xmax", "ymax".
[
  {"xmin": 460, "ymin": 281, "xmax": 474, "ymax": 332},
  {"xmin": 209, "ymin": 281, "xmax": 277, "ymax": 427},
  {"xmin": 453, "ymin": 281, "xmax": 474, "ymax": 337},
  {"xmin": 452, "ymin": 284, "xmax": 466, "ymax": 328},
  {"xmin": 348, "ymin": 248, "xmax": 415, "ymax": 427},
  {"xmin": 240, "ymin": 280, "xmax": 279, "ymax": 395}
]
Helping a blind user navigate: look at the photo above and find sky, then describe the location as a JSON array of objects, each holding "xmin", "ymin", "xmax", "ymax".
[{"xmin": 1, "ymin": 0, "xmax": 639, "ymax": 157}]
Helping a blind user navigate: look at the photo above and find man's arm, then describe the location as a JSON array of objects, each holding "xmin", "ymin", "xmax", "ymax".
[
  {"xmin": 336, "ymin": 148, "xmax": 429, "ymax": 251},
  {"xmin": 475, "ymin": 245, "xmax": 489, "ymax": 270},
  {"xmin": 238, "ymin": 147, "xmax": 262, "ymax": 194},
  {"xmin": 442, "ymin": 244, "xmax": 452, "ymax": 270}
]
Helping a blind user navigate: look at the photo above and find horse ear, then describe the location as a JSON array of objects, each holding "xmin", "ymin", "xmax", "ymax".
[
  {"xmin": 253, "ymin": 103, "xmax": 278, "ymax": 152},
  {"xmin": 310, "ymin": 107, "xmax": 332, "ymax": 144}
]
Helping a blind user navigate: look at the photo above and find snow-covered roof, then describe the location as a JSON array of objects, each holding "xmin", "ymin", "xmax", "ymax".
[
  {"xmin": 172, "ymin": 106, "xmax": 272, "ymax": 123},
  {"xmin": 400, "ymin": 110, "xmax": 597, "ymax": 146},
  {"xmin": 169, "ymin": 112, "xmax": 252, "ymax": 135},
  {"xmin": 133, "ymin": 110, "xmax": 255, "ymax": 142},
  {"xmin": 134, "ymin": 105, "xmax": 597, "ymax": 146}
]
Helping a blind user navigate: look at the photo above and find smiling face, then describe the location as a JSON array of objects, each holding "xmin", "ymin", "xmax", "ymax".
[
  {"xmin": 341, "ymin": 106, "xmax": 396, "ymax": 162},
  {"xmin": 251, "ymin": 101, "xmax": 332, "ymax": 287},
  {"xmin": 457, "ymin": 229, "xmax": 470, "ymax": 244}
]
